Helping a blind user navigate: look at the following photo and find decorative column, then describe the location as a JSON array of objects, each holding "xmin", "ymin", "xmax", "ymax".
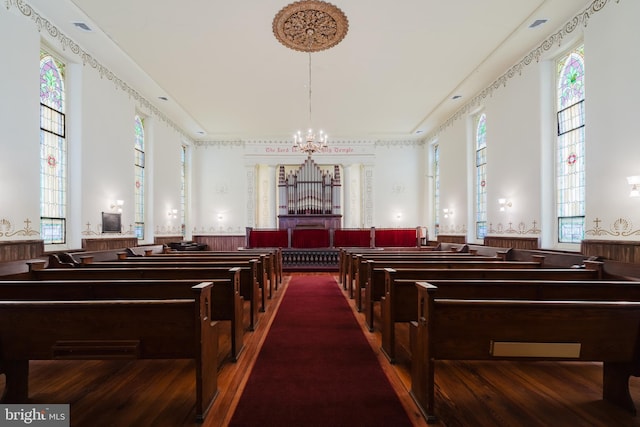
[
  {"xmin": 332, "ymin": 165, "xmax": 341, "ymax": 215},
  {"xmin": 278, "ymin": 165, "xmax": 288, "ymax": 216},
  {"xmin": 246, "ymin": 166, "xmax": 256, "ymax": 228},
  {"xmin": 363, "ymin": 165, "xmax": 374, "ymax": 228}
]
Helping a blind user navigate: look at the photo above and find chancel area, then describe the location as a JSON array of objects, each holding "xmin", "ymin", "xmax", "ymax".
[{"xmin": 2, "ymin": 0, "xmax": 640, "ymax": 426}]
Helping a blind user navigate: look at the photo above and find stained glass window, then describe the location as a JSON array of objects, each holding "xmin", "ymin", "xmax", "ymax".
[
  {"xmin": 433, "ymin": 144, "xmax": 440, "ymax": 236},
  {"xmin": 556, "ymin": 45, "xmax": 585, "ymax": 244},
  {"xmin": 40, "ymin": 52, "xmax": 66, "ymax": 244},
  {"xmin": 134, "ymin": 115, "xmax": 145, "ymax": 240},
  {"xmin": 475, "ymin": 113, "xmax": 487, "ymax": 239},
  {"xmin": 180, "ymin": 145, "xmax": 186, "ymax": 237}
]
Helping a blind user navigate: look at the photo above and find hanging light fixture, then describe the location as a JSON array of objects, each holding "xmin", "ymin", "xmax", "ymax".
[
  {"xmin": 272, "ymin": 0, "xmax": 348, "ymax": 156},
  {"xmin": 293, "ymin": 33, "xmax": 327, "ymax": 156}
]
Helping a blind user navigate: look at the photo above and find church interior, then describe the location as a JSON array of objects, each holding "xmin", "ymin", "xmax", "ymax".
[{"xmin": 2, "ymin": 0, "xmax": 640, "ymax": 426}]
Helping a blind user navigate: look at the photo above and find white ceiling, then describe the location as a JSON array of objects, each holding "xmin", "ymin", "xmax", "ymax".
[{"xmin": 28, "ymin": 0, "xmax": 590, "ymax": 142}]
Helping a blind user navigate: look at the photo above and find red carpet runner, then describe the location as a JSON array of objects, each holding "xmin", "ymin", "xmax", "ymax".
[{"xmin": 228, "ymin": 275, "xmax": 413, "ymax": 427}]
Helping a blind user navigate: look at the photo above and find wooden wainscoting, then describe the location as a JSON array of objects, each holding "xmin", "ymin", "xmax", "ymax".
[
  {"xmin": 436, "ymin": 234, "xmax": 466, "ymax": 244},
  {"xmin": 484, "ymin": 236, "xmax": 539, "ymax": 250},
  {"xmin": 581, "ymin": 239, "xmax": 640, "ymax": 263},
  {"xmin": 193, "ymin": 235, "xmax": 247, "ymax": 251},
  {"xmin": 81, "ymin": 237, "xmax": 139, "ymax": 251},
  {"xmin": 0, "ymin": 239, "xmax": 44, "ymax": 262}
]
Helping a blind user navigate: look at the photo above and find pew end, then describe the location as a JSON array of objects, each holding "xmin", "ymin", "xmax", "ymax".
[
  {"xmin": 0, "ymin": 282, "xmax": 220, "ymax": 422},
  {"xmin": 410, "ymin": 281, "xmax": 640, "ymax": 422}
]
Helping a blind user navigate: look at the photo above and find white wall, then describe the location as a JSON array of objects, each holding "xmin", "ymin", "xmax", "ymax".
[
  {"xmin": 191, "ymin": 144, "xmax": 248, "ymax": 235},
  {"xmin": 2, "ymin": 0, "xmax": 637, "ymax": 251},
  {"xmin": 0, "ymin": 10, "xmax": 41, "ymax": 240},
  {"xmin": 1, "ymin": 4, "xmax": 189, "ymax": 249},
  {"xmin": 584, "ymin": 1, "xmax": 640, "ymax": 241},
  {"xmin": 372, "ymin": 143, "xmax": 423, "ymax": 228},
  {"xmin": 428, "ymin": 0, "xmax": 639, "ymax": 249}
]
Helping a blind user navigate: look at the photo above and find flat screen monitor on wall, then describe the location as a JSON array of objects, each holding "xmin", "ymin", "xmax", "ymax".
[{"xmin": 102, "ymin": 212, "xmax": 122, "ymax": 233}]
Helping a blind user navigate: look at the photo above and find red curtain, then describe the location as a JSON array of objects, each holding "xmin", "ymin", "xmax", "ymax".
[
  {"xmin": 374, "ymin": 229, "xmax": 417, "ymax": 247},
  {"xmin": 292, "ymin": 229, "xmax": 330, "ymax": 248},
  {"xmin": 333, "ymin": 229, "xmax": 371, "ymax": 247},
  {"xmin": 249, "ymin": 230, "xmax": 288, "ymax": 248}
]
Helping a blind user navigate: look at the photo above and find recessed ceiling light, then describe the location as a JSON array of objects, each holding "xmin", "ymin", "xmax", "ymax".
[
  {"xmin": 415, "ymin": 130, "xmax": 424, "ymax": 134},
  {"xmin": 158, "ymin": 96, "xmax": 169, "ymax": 101},
  {"xmin": 452, "ymin": 95, "xmax": 462, "ymax": 100},
  {"xmin": 72, "ymin": 22, "xmax": 92, "ymax": 32},
  {"xmin": 196, "ymin": 131, "xmax": 205, "ymax": 135},
  {"xmin": 529, "ymin": 19, "xmax": 548, "ymax": 28}
]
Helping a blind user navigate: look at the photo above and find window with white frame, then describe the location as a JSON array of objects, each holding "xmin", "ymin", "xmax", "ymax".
[
  {"xmin": 433, "ymin": 143, "xmax": 440, "ymax": 236},
  {"xmin": 39, "ymin": 51, "xmax": 67, "ymax": 245},
  {"xmin": 556, "ymin": 45, "xmax": 585, "ymax": 244},
  {"xmin": 180, "ymin": 144, "xmax": 186, "ymax": 237},
  {"xmin": 134, "ymin": 115, "xmax": 145, "ymax": 240},
  {"xmin": 475, "ymin": 113, "xmax": 487, "ymax": 239}
]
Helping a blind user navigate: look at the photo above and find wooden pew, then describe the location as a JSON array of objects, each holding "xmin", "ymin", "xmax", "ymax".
[
  {"xmin": 360, "ymin": 258, "xmax": 546, "ymax": 329},
  {"xmin": 338, "ymin": 247, "xmax": 448, "ymax": 288},
  {"xmin": 153, "ymin": 251, "xmax": 277, "ymax": 285},
  {"xmin": 129, "ymin": 251, "xmax": 278, "ymax": 298},
  {"xmin": 83, "ymin": 259, "xmax": 264, "ymax": 329},
  {"xmin": 0, "ymin": 282, "xmax": 218, "ymax": 422},
  {"xmin": 340, "ymin": 247, "xmax": 486, "ymax": 294},
  {"xmin": 119, "ymin": 254, "xmax": 272, "ymax": 296},
  {"xmin": 410, "ymin": 282, "xmax": 640, "ymax": 422},
  {"xmin": 339, "ymin": 243, "xmax": 505, "ymax": 285},
  {"xmin": 150, "ymin": 248, "xmax": 283, "ymax": 290},
  {"xmin": 347, "ymin": 251, "xmax": 499, "ymax": 299},
  {"xmin": 23, "ymin": 266, "xmax": 246, "ymax": 361},
  {"xmin": 379, "ymin": 267, "xmax": 604, "ymax": 362}
]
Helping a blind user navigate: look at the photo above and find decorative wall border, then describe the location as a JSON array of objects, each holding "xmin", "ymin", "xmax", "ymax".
[
  {"xmin": 5, "ymin": 0, "xmax": 194, "ymax": 143},
  {"xmin": 423, "ymin": 0, "xmax": 621, "ymax": 142},
  {"xmin": 585, "ymin": 217, "xmax": 640, "ymax": 237},
  {"xmin": 193, "ymin": 139, "xmax": 423, "ymax": 148},
  {"xmin": 437, "ymin": 224, "xmax": 467, "ymax": 235},
  {"xmin": 489, "ymin": 221, "xmax": 541, "ymax": 235},
  {"xmin": 0, "ymin": 218, "xmax": 39, "ymax": 238},
  {"xmin": 81, "ymin": 221, "xmax": 134, "ymax": 236}
]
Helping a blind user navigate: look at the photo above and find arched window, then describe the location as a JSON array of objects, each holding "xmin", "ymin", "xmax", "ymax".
[
  {"xmin": 475, "ymin": 113, "xmax": 487, "ymax": 239},
  {"xmin": 134, "ymin": 115, "xmax": 145, "ymax": 239},
  {"xmin": 39, "ymin": 51, "xmax": 66, "ymax": 245},
  {"xmin": 556, "ymin": 45, "xmax": 585, "ymax": 244},
  {"xmin": 433, "ymin": 143, "xmax": 440, "ymax": 237},
  {"xmin": 180, "ymin": 145, "xmax": 187, "ymax": 237}
]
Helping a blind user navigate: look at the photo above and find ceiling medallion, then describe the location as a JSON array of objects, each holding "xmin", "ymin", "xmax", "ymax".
[{"xmin": 273, "ymin": 0, "xmax": 349, "ymax": 52}]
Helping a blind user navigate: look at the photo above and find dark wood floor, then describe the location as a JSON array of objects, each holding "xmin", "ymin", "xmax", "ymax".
[{"xmin": 2, "ymin": 272, "xmax": 640, "ymax": 426}]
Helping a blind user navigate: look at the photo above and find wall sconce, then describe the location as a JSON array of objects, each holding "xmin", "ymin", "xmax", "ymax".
[
  {"xmin": 498, "ymin": 198, "xmax": 512, "ymax": 211},
  {"xmin": 110, "ymin": 200, "xmax": 124, "ymax": 213},
  {"xmin": 168, "ymin": 209, "xmax": 178, "ymax": 219},
  {"xmin": 443, "ymin": 208, "xmax": 453, "ymax": 219},
  {"xmin": 627, "ymin": 176, "xmax": 640, "ymax": 197}
]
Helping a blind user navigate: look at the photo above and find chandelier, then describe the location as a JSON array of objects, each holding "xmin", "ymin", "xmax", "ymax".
[
  {"xmin": 272, "ymin": 0, "xmax": 348, "ymax": 157},
  {"xmin": 294, "ymin": 41, "xmax": 327, "ymax": 156}
]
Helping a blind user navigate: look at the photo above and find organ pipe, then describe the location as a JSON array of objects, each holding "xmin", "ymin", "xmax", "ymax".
[{"xmin": 277, "ymin": 158, "xmax": 341, "ymax": 215}]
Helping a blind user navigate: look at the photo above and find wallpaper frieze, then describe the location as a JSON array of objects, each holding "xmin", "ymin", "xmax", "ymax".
[
  {"xmin": 81, "ymin": 221, "xmax": 133, "ymax": 236},
  {"xmin": 437, "ymin": 224, "xmax": 467, "ymax": 235},
  {"xmin": 585, "ymin": 217, "xmax": 640, "ymax": 237},
  {"xmin": 489, "ymin": 221, "xmax": 541, "ymax": 235},
  {"xmin": 0, "ymin": 218, "xmax": 39, "ymax": 238}
]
